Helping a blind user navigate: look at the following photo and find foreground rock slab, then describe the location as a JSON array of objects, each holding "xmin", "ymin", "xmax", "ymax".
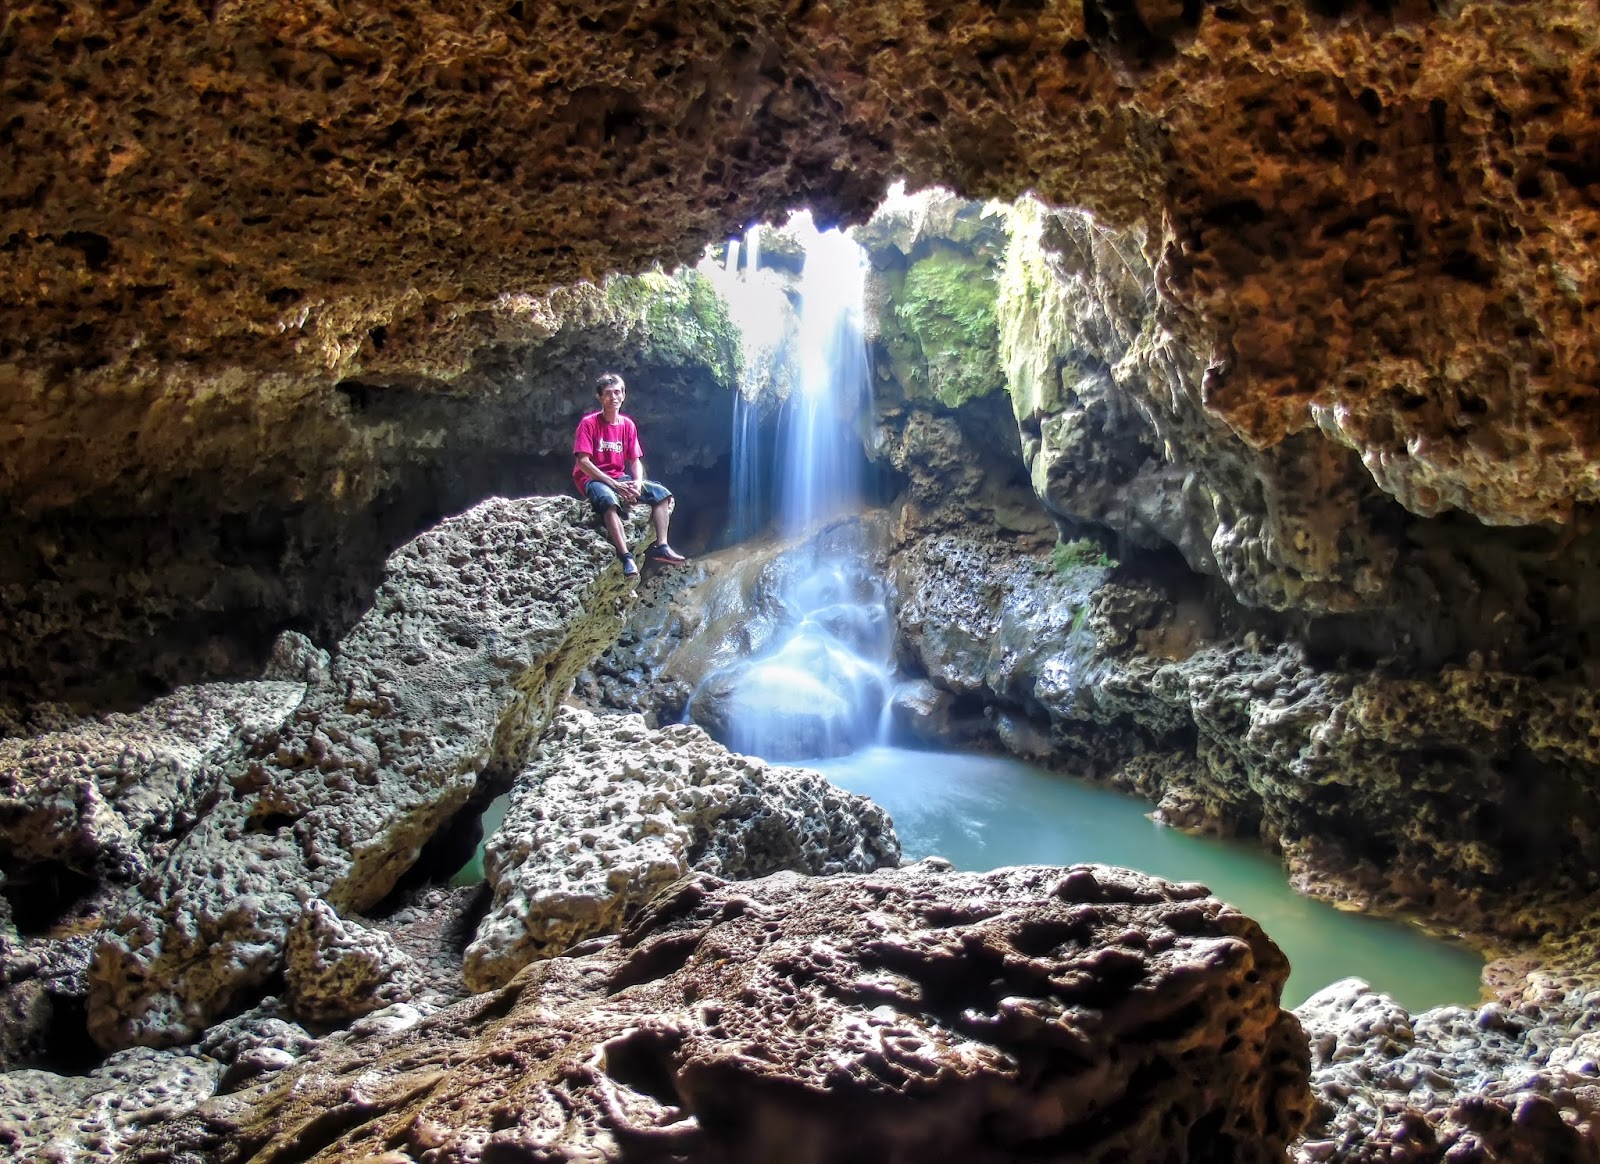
[
  {"xmin": 131, "ymin": 861, "xmax": 1313, "ymax": 1164},
  {"xmin": 462, "ymin": 705, "xmax": 901, "ymax": 990},
  {"xmin": 87, "ymin": 495, "xmax": 632, "ymax": 1050}
]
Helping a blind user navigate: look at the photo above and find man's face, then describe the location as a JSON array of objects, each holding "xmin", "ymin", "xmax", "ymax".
[{"xmin": 597, "ymin": 383, "xmax": 626, "ymax": 414}]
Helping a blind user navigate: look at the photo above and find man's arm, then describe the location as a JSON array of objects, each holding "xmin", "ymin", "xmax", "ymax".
[
  {"xmin": 574, "ymin": 452, "xmax": 641, "ymax": 501},
  {"xmin": 618, "ymin": 456, "xmax": 645, "ymax": 501},
  {"xmin": 574, "ymin": 453, "xmax": 610, "ymax": 485}
]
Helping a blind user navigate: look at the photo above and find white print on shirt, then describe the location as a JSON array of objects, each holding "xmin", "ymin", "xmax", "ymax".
[{"xmin": 597, "ymin": 437, "xmax": 625, "ymax": 454}]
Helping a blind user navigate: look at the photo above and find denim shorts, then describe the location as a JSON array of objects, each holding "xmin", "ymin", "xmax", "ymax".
[{"xmin": 584, "ymin": 478, "xmax": 672, "ymax": 515}]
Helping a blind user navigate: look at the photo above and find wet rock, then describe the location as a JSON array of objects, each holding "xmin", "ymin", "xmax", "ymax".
[
  {"xmin": 195, "ymin": 1000, "xmax": 318, "ymax": 1094},
  {"xmin": 688, "ymin": 636, "xmax": 891, "ymax": 760},
  {"xmin": 87, "ymin": 496, "xmax": 633, "ymax": 1050},
  {"xmin": 1294, "ymin": 978, "xmax": 1600, "ymax": 1164},
  {"xmin": 131, "ymin": 862, "xmax": 1313, "ymax": 1164},
  {"xmin": 581, "ymin": 515, "xmax": 897, "ymax": 758},
  {"xmin": 283, "ymin": 899, "xmax": 423, "ymax": 1025},
  {"xmin": 887, "ymin": 677, "xmax": 986, "ymax": 746},
  {"xmin": 462, "ymin": 706, "xmax": 900, "ymax": 991},
  {"xmin": 893, "ymin": 529, "xmax": 1600, "ymax": 930}
]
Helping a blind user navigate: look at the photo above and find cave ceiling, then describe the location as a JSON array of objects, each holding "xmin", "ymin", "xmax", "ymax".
[{"xmin": 2, "ymin": 0, "xmax": 1598, "ymax": 526}]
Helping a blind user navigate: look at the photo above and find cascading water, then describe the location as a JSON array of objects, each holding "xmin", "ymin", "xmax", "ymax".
[
  {"xmin": 690, "ymin": 215, "xmax": 893, "ymax": 762},
  {"xmin": 718, "ymin": 226, "xmax": 775, "ymax": 543},
  {"xmin": 776, "ymin": 222, "xmax": 870, "ymax": 536}
]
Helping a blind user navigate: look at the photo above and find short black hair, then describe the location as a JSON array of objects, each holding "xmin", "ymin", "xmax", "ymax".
[{"xmin": 595, "ymin": 372, "xmax": 625, "ymax": 394}]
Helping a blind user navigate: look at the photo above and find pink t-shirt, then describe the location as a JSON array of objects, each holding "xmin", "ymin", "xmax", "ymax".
[{"xmin": 572, "ymin": 411, "xmax": 642, "ymax": 494}]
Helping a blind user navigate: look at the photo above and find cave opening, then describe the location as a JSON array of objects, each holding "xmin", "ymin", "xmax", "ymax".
[{"xmin": 395, "ymin": 187, "xmax": 1492, "ymax": 1013}]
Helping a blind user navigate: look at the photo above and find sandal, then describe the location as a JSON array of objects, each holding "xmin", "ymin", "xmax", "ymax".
[
  {"xmin": 619, "ymin": 553, "xmax": 639, "ymax": 578},
  {"xmin": 645, "ymin": 544, "xmax": 687, "ymax": 565}
]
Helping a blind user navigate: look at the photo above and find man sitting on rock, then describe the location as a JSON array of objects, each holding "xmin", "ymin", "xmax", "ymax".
[{"xmin": 573, "ymin": 371, "xmax": 688, "ymax": 577}]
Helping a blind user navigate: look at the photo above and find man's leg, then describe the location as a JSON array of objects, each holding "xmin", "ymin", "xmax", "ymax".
[
  {"xmin": 585, "ymin": 481, "xmax": 637, "ymax": 573},
  {"xmin": 639, "ymin": 483, "xmax": 687, "ymax": 564},
  {"xmin": 603, "ymin": 506, "xmax": 629, "ymax": 556},
  {"xmin": 651, "ymin": 496, "xmax": 673, "ymax": 546}
]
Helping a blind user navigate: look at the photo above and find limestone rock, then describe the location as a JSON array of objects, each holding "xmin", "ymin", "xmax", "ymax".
[
  {"xmin": 1294, "ymin": 978, "xmax": 1600, "ymax": 1164},
  {"xmin": 887, "ymin": 677, "xmax": 987, "ymax": 747},
  {"xmin": 195, "ymin": 1000, "xmax": 318, "ymax": 1094},
  {"xmin": 283, "ymin": 900, "xmax": 421, "ymax": 1025},
  {"xmin": 462, "ymin": 706, "xmax": 900, "ymax": 991},
  {"xmin": 0, "ymin": 680, "xmax": 306, "ymax": 884},
  {"xmin": 0, "ymin": 273, "xmax": 735, "ymax": 709},
  {"xmin": 262, "ymin": 631, "xmax": 331, "ymax": 687},
  {"xmin": 8, "ymin": 2, "xmax": 1599, "ymax": 533},
  {"xmin": 0, "ymin": 1046, "xmax": 221, "ymax": 1164},
  {"xmin": 87, "ymin": 495, "xmax": 633, "ymax": 1050},
  {"xmin": 0, "ymin": 929, "xmax": 95, "ymax": 1072},
  {"xmin": 998, "ymin": 196, "xmax": 1406, "ymax": 616},
  {"xmin": 892, "ymin": 529, "xmax": 1600, "ymax": 930},
  {"xmin": 859, "ymin": 191, "xmax": 1009, "ymax": 409},
  {"xmin": 132, "ymin": 862, "xmax": 1313, "ymax": 1164},
  {"xmin": 9, "ymin": 3, "xmax": 1600, "ymax": 708}
]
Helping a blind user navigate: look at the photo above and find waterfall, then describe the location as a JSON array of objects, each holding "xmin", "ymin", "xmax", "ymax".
[
  {"xmin": 689, "ymin": 215, "xmax": 891, "ymax": 762},
  {"xmin": 725, "ymin": 231, "xmax": 762, "ymax": 542},
  {"xmin": 705, "ymin": 223, "xmax": 786, "ymax": 542},
  {"xmin": 778, "ymin": 220, "xmax": 870, "ymax": 536}
]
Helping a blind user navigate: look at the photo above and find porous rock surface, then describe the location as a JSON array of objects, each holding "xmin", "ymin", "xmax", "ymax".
[
  {"xmin": 892, "ymin": 529, "xmax": 1600, "ymax": 938},
  {"xmin": 0, "ymin": 679, "xmax": 307, "ymax": 884},
  {"xmin": 126, "ymin": 862, "xmax": 1314, "ymax": 1164},
  {"xmin": 283, "ymin": 899, "xmax": 424, "ymax": 1025},
  {"xmin": 462, "ymin": 705, "xmax": 900, "ymax": 991},
  {"xmin": 7, "ymin": 2, "xmax": 1600, "ymax": 704},
  {"xmin": 1293, "ymin": 978, "xmax": 1600, "ymax": 1163},
  {"xmin": 0, "ymin": 925, "xmax": 96, "ymax": 1074},
  {"xmin": 984, "ymin": 196, "xmax": 1600, "ymax": 670},
  {"xmin": 0, "ymin": 1045, "xmax": 221, "ymax": 1164},
  {"xmin": 86, "ymin": 495, "xmax": 634, "ymax": 1050},
  {"xmin": 0, "ymin": 272, "xmax": 737, "ymax": 709},
  {"xmin": 995, "ymin": 196, "xmax": 1404, "ymax": 618},
  {"xmin": 8, "ymin": 2, "xmax": 1599, "ymax": 526}
]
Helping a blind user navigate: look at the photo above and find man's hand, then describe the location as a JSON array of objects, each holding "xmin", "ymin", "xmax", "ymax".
[{"xmin": 616, "ymin": 478, "xmax": 642, "ymax": 502}]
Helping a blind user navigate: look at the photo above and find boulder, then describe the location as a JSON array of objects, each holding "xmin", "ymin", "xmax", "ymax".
[
  {"xmin": 0, "ymin": 1046, "xmax": 221, "ymax": 1164},
  {"xmin": 887, "ymin": 677, "xmax": 988, "ymax": 747},
  {"xmin": 0, "ymin": 680, "xmax": 307, "ymax": 886},
  {"xmin": 133, "ymin": 862, "xmax": 1313, "ymax": 1164},
  {"xmin": 1294, "ymin": 978, "xmax": 1600, "ymax": 1164},
  {"xmin": 462, "ymin": 706, "xmax": 899, "ymax": 990},
  {"xmin": 86, "ymin": 495, "xmax": 633, "ymax": 1050},
  {"xmin": 283, "ymin": 900, "xmax": 423, "ymax": 1026}
]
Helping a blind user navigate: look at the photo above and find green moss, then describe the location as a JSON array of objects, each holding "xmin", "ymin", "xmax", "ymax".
[
  {"xmin": 1051, "ymin": 537, "xmax": 1116, "ymax": 573},
  {"xmin": 602, "ymin": 268, "xmax": 741, "ymax": 388},
  {"xmin": 886, "ymin": 249, "xmax": 1002, "ymax": 408}
]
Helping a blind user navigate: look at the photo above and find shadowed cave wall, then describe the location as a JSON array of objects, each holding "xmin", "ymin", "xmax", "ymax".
[{"xmin": 4, "ymin": 0, "xmax": 1600, "ymax": 712}]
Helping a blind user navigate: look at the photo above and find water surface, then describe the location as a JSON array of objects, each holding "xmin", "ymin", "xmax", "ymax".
[{"xmin": 814, "ymin": 745, "xmax": 1484, "ymax": 1011}]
